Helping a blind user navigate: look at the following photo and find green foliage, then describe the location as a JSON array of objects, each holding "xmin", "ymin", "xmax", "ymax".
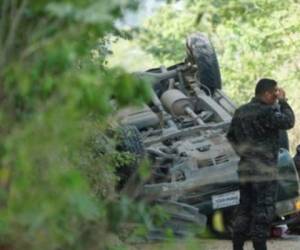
[
  {"xmin": 0, "ymin": 0, "xmax": 152, "ymax": 249},
  {"xmin": 139, "ymin": 0, "xmax": 300, "ymax": 101}
]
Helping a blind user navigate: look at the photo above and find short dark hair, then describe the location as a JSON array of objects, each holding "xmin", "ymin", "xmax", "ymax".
[{"xmin": 255, "ymin": 78, "xmax": 277, "ymax": 96}]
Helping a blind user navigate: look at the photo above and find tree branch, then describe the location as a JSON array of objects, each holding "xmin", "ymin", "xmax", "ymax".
[
  {"xmin": 0, "ymin": 0, "xmax": 10, "ymax": 47},
  {"xmin": 20, "ymin": 19, "xmax": 65, "ymax": 60},
  {"xmin": 0, "ymin": 0, "xmax": 27, "ymax": 73}
]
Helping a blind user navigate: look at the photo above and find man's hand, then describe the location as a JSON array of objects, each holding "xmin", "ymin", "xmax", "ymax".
[{"xmin": 276, "ymin": 87, "xmax": 286, "ymax": 100}]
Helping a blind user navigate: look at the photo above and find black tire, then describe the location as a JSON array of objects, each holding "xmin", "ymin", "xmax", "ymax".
[
  {"xmin": 116, "ymin": 126, "xmax": 145, "ymax": 191},
  {"xmin": 186, "ymin": 33, "xmax": 222, "ymax": 94},
  {"xmin": 118, "ymin": 125, "xmax": 145, "ymax": 156}
]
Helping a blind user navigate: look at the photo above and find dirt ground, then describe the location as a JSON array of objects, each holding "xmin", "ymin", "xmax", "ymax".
[
  {"xmin": 199, "ymin": 237, "xmax": 300, "ymax": 250},
  {"xmin": 135, "ymin": 236, "xmax": 300, "ymax": 250}
]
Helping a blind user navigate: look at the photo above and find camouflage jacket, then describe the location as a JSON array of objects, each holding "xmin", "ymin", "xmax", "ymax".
[{"xmin": 227, "ymin": 98, "xmax": 295, "ymax": 164}]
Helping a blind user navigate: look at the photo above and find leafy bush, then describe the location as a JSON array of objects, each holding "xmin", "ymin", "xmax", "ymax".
[{"xmin": 0, "ymin": 1, "xmax": 152, "ymax": 249}]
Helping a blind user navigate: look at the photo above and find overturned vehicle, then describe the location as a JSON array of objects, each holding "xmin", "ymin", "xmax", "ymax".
[{"xmin": 116, "ymin": 33, "xmax": 300, "ymax": 238}]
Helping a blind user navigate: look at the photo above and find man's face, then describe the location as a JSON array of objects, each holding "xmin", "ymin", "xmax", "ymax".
[{"xmin": 263, "ymin": 87, "xmax": 279, "ymax": 105}]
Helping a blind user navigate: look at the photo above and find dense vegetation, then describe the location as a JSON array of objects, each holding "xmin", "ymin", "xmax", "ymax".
[{"xmin": 0, "ymin": 1, "xmax": 152, "ymax": 250}]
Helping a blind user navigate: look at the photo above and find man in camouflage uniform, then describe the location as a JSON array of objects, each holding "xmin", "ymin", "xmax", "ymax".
[{"xmin": 227, "ymin": 79, "xmax": 295, "ymax": 250}]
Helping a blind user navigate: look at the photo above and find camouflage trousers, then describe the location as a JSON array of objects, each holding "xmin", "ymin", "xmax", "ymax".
[{"xmin": 233, "ymin": 160, "xmax": 278, "ymax": 246}]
